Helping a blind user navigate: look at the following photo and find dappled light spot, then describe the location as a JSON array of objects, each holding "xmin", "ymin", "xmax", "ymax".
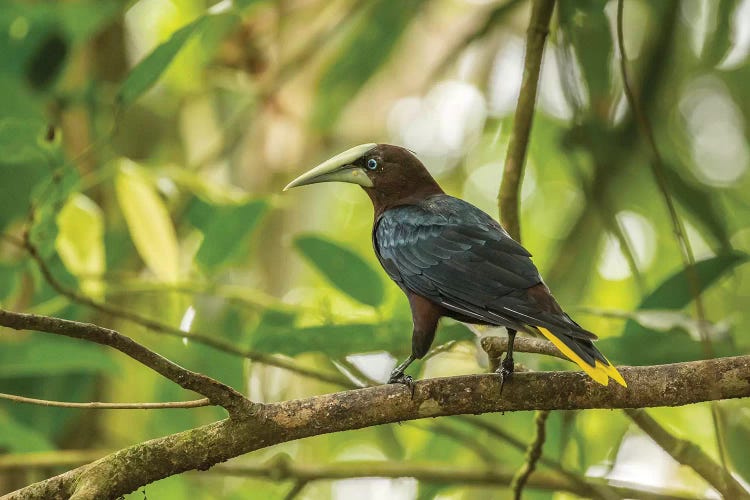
[
  {"xmin": 334, "ymin": 477, "xmax": 418, "ymax": 500},
  {"xmin": 719, "ymin": 0, "xmax": 750, "ymax": 69},
  {"xmin": 388, "ymin": 80, "xmax": 486, "ymax": 175},
  {"xmin": 346, "ymin": 352, "xmax": 396, "ymax": 385},
  {"xmin": 599, "ymin": 432, "xmax": 718, "ymax": 496},
  {"xmin": 679, "ymin": 0, "xmax": 721, "ymax": 58},
  {"xmin": 597, "ymin": 211, "xmax": 656, "ymax": 281},
  {"xmin": 488, "ymin": 35, "xmax": 524, "ymax": 116},
  {"xmin": 679, "ymin": 75, "xmax": 749, "ymax": 186}
]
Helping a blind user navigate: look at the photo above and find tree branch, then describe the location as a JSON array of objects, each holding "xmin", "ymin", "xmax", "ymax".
[
  {"xmin": 625, "ymin": 409, "xmax": 749, "ymax": 499},
  {"xmin": 0, "ymin": 309, "xmax": 254, "ymax": 416},
  {"xmin": 498, "ymin": 0, "xmax": 555, "ymax": 240},
  {"xmin": 0, "ymin": 392, "xmax": 210, "ymax": 410},
  {"xmin": 496, "ymin": 2, "xmax": 563, "ymax": 495},
  {"xmin": 511, "ymin": 409, "xmax": 550, "ymax": 499},
  {"xmin": 481, "ymin": 335, "xmax": 567, "ymax": 363},
  {"xmin": 9, "ymin": 353, "xmax": 750, "ymax": 499},
  {"xmin": 208, "ymin": 455, "xmax": 699, "ymax": 500},
  {"xmin": 23, "ymin": 239, "xmax": 351, "ymax": 388}
]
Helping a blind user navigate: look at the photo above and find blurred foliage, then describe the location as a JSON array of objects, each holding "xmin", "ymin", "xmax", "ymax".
[{"xmin": 1, "ymin": 0, "xmax": 750, "ymax": 498}]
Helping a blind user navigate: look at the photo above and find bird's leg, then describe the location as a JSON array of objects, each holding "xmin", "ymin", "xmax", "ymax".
[
  {"xmin": 389, "ymin": 293, "xmax": 440, "ymax": 395},
  {"xmin": 496, "ymin": 328, "xmax": 516, "ymax": 393},
  {"xmin": 388, "ymin": 355, "xmax": 415, "ymax": 393}
]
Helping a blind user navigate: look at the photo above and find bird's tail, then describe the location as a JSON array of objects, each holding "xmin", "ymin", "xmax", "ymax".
[{"xmin": 537, "ymin": 326, "xmax": 626, "ymax": 387}]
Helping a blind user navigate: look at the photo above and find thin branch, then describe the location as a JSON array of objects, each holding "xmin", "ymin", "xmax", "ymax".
[
  {"xmin": 209, "ymin": 456, "xmax": 698, "ymax": 500},
  {"xmin": 458, "ymin": 416, "xmax": 619, "ymax": 500},
  {"xmin": 481, "ymin": 335, "xmax": 567, "ymax": 363},
  {"xmin": 615, "ymin": 0, "xmax": 726, "ymax": 471},
  {"xmin": 0, "ymin": 309, "xmax": 253, "ymax": 416},
  {"xmin": 23, "ymin": 239, "xmax": 351, "ymax": 388},
  {"xmin": 497, "ymin": 2, "xmax": 557, "ymax": 497},
  {"xmin": 283, "ymin": 480, "xmax": 308, "ymax": 500},
  {"xmin": 0, "ymin": 392, "xmax": 210, "ymax": 410},
  {"xmin": 498, "ymin": 0, "xmax": 556, "ymax": 240},
  {"xmin": 625, "ymin": 409, "xmax": 749, "ymax": 499},
  {"xmin": 418, "ymin": 421, "xmax": 498, "ymax": 464},
  {"xmin": 511, "ymin": 409, "xmax": 550, "ymax": 499},
  {"xmin": 11, "ymin": 353, "xmax": 748, "ymax": 499}
]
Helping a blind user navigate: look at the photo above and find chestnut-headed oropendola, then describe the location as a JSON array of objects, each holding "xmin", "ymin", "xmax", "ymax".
[{"xmin": 285, "ymin": 144, "xmax": 626, "ymax": 389}]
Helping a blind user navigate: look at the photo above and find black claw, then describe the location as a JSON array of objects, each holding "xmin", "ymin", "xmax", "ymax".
[
  {"xmin": 496, "ymin": 355, "xmax": 514, "ymax": 394},
  {"xmin": 388, "ymin": 373, "xmax": 416, "ymax": 397}
]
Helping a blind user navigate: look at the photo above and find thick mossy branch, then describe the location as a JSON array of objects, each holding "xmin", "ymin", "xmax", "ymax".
[{"xmin": 8, "ymin": 354, "xmax": 750, "ymax": 499}]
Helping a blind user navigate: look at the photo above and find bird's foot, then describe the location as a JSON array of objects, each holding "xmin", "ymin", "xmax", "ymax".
[
  {"xmin": 388, "ymin": 371, "xmax": 416, "ymax": 398},
  {"xmin": 495, "ymin": 355, "xmax": 514, "ymax": 394}
]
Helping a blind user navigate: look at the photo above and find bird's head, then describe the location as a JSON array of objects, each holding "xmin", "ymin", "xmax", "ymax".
[{"xmin": 284, "ymin": 143, "xmax": 443, "ymax": 211}]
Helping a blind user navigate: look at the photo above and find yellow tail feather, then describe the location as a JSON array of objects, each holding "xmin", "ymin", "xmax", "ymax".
[
  {"xmin": 537, "ymin": 327, "xmax": 626, "ymax": 387},
  {"xmin": 596, "ymin": 359, "xmax": 627, "ymax": 387}
]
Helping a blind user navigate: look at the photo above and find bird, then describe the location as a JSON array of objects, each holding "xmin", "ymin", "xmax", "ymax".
[{"xmin": 284, "ymin": 144, "xmax": 626, "ymax": 389}]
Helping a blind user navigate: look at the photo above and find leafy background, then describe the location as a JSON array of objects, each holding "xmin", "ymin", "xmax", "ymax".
[{"xmin": 1, "ymin": 0, "xmax": 750, "ymax": 498}]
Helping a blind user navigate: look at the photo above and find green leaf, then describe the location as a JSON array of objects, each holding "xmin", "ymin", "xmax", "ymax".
[
  {"xmin": 0, "ymin": 117, "xmax": 51, "ymax": 165},
  {"xmin": 117, "ymin": 16, "xmax": 207, "ymax": 107},
  {"xmin": 703, "ymin": 0, "xmax": 736, "ymax": 67},
  {"xmin": 557, "ymin": 0, "xmax": 612, "ymax": 107},
  {"xmin": 312, "ymin": 0, "xmax": 423, "ymax": 131},
  {"xmin": 115, "ymin": 159, "xmax": 180, "ymax": 282},
  {"xmin": 598, "ymin": 329, "xmax": 737, "ymax": 365},
  {"xmin": 623, "ymin": 252, "xmax": 749, "ymax": 336},
  {"xmin": 29, "ymin": 167, "xmax": 80, "ymax": 258},
  {"xmin": 55, "ymin": 193, "xmax": 106, "ymax": 297},
  {"xmin": 0, "ymin": 264, "xmax": 18, "ymax": 301},
  {"xmin": 253, "ymin": 321, "xmax": 474, "ymax": 357},
  {"xmin": 160, "ymin": 166, "xmax": 249, "ymax": 204},
  {"xmin": 255, "ymin": 323, "xmax": 398, "ymax": 356},
  {"xmin": 187, "ymin": 198, "xmax": 268, "ymax": 270},
  {"xmin": 294, "ymin": 234, "xmax": 385, "ymax": 307},
  {"xmin": 0, "ymin": 334, "xmax": 116, "ymax": 378},
  {"xmin": 599, "ymin": 253, "xmax": 749, "ymax": 365},
  {"xmin": 0, "ymin": 409, "xmax": 54, "ymax": 452},
  {"xmin": 722, "ymin": 401, "xmax": 750, "ymax": 483}
]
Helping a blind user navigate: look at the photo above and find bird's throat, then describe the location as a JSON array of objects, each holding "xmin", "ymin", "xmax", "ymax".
[{"xmin": 364, "ymin": 182, "xmax": 444, "ymax": 218}]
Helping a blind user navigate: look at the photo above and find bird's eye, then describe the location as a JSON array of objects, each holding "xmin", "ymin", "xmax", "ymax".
[{"xmin": 367, "ymin": 158, "xmax": 378, "ymax": 170}]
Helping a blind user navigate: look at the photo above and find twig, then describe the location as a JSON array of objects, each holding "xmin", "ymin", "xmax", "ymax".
[
  {"xmin": 23, "ymin": 239, "xmax": 351, "ymax": 388},
  {"xmin": 498, "ymin": 2, "xmax": 557, "ymax": 498},
  {"xmin": 8, "ymin": 354, "xmax": 750, "ymax": 499},
  {"xmin": 615, "ymin": 0, "xmax": 726, "ymax": 472},
  {"xmin": 283, "ymin": 480, "xmax": 308, "ymax": 500},
  {"xmin": 208, "ymin": 457, "xmax": 697, "ymax": 500},
  {"xmin": 511, "ymin": 409, "xmax": 550, "ymax": 499},
  {"xmin": 0, "ymin": 392, "xmax": 210, "ymax": 410},
  {"xmin": 0, "ymin": 309, "xmax": 253, "ymax": 416},
  {"xmin": 497, "ymin": 0, "xmax": 556, "ymax": 240},
  {"xmin": 458, "ymin": 416, "xmax": 618, "ymax": 500},
  {"xmin": 625, "ymin": 409, "xmax": 749, "ymax": 499},
  {"xmin": 418, "ymin": 421, "xmax": 498, "ymax": 464},
  {"xmin": 481, "ymin": 335, "xmax": 568, "ymax": 363}
]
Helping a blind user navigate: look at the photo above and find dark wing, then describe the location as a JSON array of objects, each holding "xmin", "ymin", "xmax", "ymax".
[{"xmin": 374, "ymin": 195, "xmax": 595, "ymax": 340}]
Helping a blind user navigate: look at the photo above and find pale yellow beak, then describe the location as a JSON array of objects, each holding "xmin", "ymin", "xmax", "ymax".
[{"xmin": 283, "ymin": 143, "xmax": 376, "ymax": 191}]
